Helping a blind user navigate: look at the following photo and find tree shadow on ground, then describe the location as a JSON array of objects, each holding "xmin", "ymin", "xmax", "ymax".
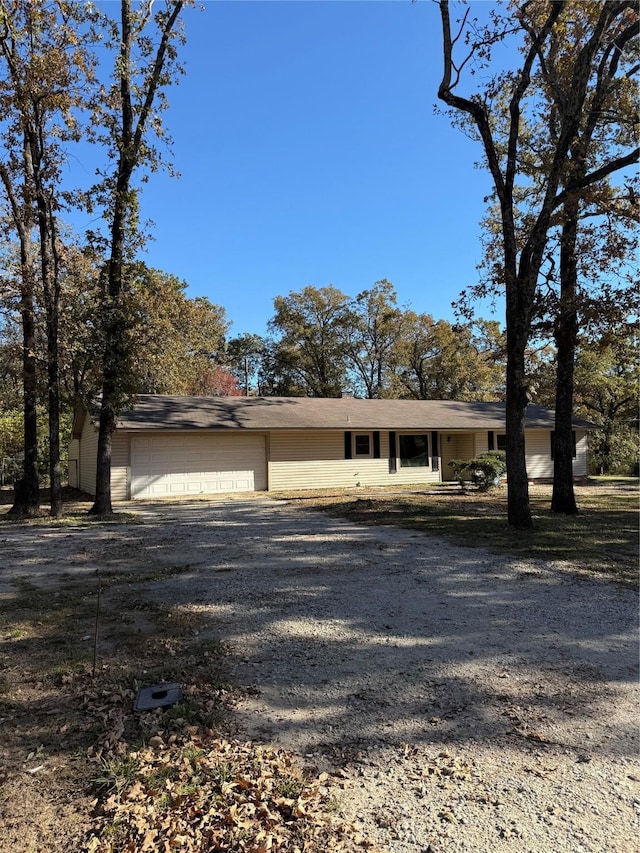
[{"xmin": 1, "ymin": 497, "xmax": 637, "ymax": 765}]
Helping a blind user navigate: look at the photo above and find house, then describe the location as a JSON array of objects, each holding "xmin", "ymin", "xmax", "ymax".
[{"xmin": 68, "ymin": 395, "xmax": 593, "ymax": 500}]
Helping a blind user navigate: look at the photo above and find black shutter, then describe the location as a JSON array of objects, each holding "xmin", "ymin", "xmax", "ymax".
[
  {"xmin": 373, "ymin": 431, "xmax": 380, "ymax": 459},
  {"xmin": 344, "ymin": 431, "xmax": 352, "ymax": 459},
  {"xmin": 389, "ymin": 430, "xmax": 397, "ymax": 473},
  {"xmin": 431, "ymin": 431, "xmax": 439, "ymax": 471},
  {"xmin": 488, "ymin": 430, "xmax": 495, "ymax": 451}
]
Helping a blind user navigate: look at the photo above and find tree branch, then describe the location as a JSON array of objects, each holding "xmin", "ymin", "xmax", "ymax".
[{"xmin": 554, "ymin": 147, "xmax": 640, "ymax": 207}]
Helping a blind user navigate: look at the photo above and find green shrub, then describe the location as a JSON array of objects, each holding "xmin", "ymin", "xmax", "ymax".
[{"xmin": 448, "ymin": 451, "xmax": 507, "ymax": 491}]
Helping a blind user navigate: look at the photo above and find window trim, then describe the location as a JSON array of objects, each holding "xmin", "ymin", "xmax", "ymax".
[
  {"xmin": 397, "ymin": 432, "xmax": 430, "ymax": 469},
  {"xmin": 353, "ymin": 432, "xmax": 373, "ymax": 458}
]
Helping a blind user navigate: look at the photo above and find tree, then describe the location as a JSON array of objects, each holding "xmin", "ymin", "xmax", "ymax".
[
  {"xmin": 268, "ymin": 285, "xmax": 352, "ymax": 397},
  {"xmin": 0, "ymin": 0, "xmax": 94, "ymax": 516},
  {"xmin": 185, "ymin": 364, "xmax": 240, "ymax": 397},
  {"xmin": 438, "ymin": 0, "xmax": 639, "ymax": 527},
  {"xmin": 58, "ymin": 243, "xmax": 106, "ymax": 403},
  {"xmin": 58, "ymin": 258, "xmax": 230, "ymax": 403},
  {"xmin": 226, "ymin": 333, "xmax": 266, "ymax": 396},
  {"xmin": 90, "ymin": 0, "xmax": 186, "ymax": 515},
  {"xmin": 537, "ymin": 5, "xmax": 639, "ymax": 512},
  {"xmin": 392, "ymin": 312, "xmax": 505, "ymax": 401},
  {"xmin": 344, "ymin": 280, "xmax": 405, "ymax": 398},
  {"xmin": 121, "ymin": 266, "xmax": 228, "ymax": 395},
  {"xmin": 574, "ymin": 329, "xmax": 639, "ymax": 475}
]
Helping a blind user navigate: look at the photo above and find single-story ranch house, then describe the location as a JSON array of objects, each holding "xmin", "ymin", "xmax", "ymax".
[{"xmin": 68, "ymin": 395, "xmax": 593, "ymax": 500}]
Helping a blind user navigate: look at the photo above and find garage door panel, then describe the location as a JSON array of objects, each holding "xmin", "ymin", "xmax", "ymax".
[{"xmin": 131, "ymin": 434, "xmax": 266, "ymax": 499}]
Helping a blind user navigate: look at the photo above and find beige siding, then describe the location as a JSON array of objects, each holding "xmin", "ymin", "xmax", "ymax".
[
  {"xmin": 68, "ymin": 438, "xmax": 80, "ymax": 488},
  {"xmin": 525, "ymin": 428, "xmax": 588, "ymax": 479},
  {"xmin": 112, "ymin": 433, "xmax": 130, "ymax": 501},
  {"xmin": 78, "ymin": 417, "xmax": 98, "ymax": 495},
  {"xmin": 72, "ymin": 418, "xmax": 591, "ymax": 501},
  {"xmin": 574, "ymin": 430, "xmax": 588, "ymax": 476},
  {"xmin": 524, "ymin": 430, "xmax": 551, "ymax": 478},
  {"xmin": 74, "ymin": 420, "xmax": 129, "ymax": 499},
  {"xmin": 440, "ymin": 432, "xmax": 477, "ymax": 481},
  {"xmin": 268, "ymin": 430, "xmax": 441, "ymax": 491}
]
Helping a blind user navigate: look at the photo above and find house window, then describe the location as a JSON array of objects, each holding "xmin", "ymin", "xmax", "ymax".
[
  {"xmin": 398, "ymin": 434, "xmax": 429, "ymax": 468},
  {"xmin": 496, "ymin": 434, "xmax": 506, "ymax": 452},
  {"xmin": 353, "ymin": 433, "xmax": 372, "ymax": 457}
]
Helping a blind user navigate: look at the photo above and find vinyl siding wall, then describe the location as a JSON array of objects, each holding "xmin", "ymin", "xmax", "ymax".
[
  {"xmin": 268, "ymin": 430, "xmax": 441, "ymax": 491},
  {"xmin": 440, "ymin": 432, "xmax": 478, "ymax": 481},
  {"xmin": 77, "ymin": 417, "xmax": 98, "ymax": 495},
  {"xmin": 433, "ymin": 428, "xmax": 589, "ymax": 482},
  {"xmin": 525, "ymin": 428, "xmax": 588, "ymax": 478},
  {"xmin": 112, "ymin": 433, "xmax": 130, "ymax": 501},
  {"xmin": 68, "ymin": 438, "xmax": 80, "ymax": 488},
  {"xmin": 71, "ymin": 420, "xmax": 590, "ymax": 500},
  {"xmin": 73, "ymin": 419, "xmax": 129, "ymax": 498}
]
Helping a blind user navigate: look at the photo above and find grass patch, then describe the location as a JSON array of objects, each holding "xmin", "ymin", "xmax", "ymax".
[{"xmin": 276, "ymin": 479, "xmax": 638, "ymax": 586}]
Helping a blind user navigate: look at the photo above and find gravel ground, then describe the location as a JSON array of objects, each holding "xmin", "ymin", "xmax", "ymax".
[{"xmin": 2, "ymin": 497, "xmax": 638, "ymax": 852}]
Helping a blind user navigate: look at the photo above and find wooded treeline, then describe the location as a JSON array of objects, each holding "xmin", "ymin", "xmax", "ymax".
[{"xmin": 0, "ymin": 1, "xmax": 637, "ymax": 523}]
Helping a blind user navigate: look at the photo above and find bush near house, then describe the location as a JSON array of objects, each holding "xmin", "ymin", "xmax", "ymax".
[{"xmin": 448, "ymin": 450, "xmax": 507, "ymax": 491}]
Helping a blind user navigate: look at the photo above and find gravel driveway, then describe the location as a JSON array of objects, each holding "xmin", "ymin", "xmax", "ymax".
[{"xmin": 2, "ymin": 497, "xmax": 638, "ymax": 852}]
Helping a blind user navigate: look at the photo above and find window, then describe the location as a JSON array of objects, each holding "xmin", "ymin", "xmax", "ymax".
[
  {"xmin": 345, "ymin": 431, "xmax": 380, "ymax": 459},
  {"xmin": 399, "ymin": 434, "xmax": 429, "ymax": 468},
  {"xmin": 496, "ymin": 434, "xmax": 506, "ymax": 452},
  {"xmin": 354, "ymin": 433, "xmax": 372, "ymax": 457}
]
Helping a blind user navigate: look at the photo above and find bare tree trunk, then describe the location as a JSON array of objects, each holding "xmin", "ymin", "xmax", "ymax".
[
  {"xmin": 91, "ymin": 396, "xmax": 116, "ymax": 515},
  {"xmin": 6, "ymin": 176, "xmax": 40, "ymax": 518},
  {"xmin": 9, "ymin": 282, "xmax": 40, "ymax": 518},
  {"xmin": 37, "ymin": 167, "xmax": 63, "ymax": 517},
  {"xmin": 46, "ymin": 303, "xmax": 62, "ymax": 517},
  {"xmin": 552, "ymin": 193, "xmax": 579, "ymax": 514},
  {"xmin": 504, "ymin": 293, "xmax": 533, "ymax": 528}
]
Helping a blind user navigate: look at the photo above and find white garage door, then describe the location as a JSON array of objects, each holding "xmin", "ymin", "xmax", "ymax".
[{"xmin": 130, "ymin": 433, "xmax": 267, "ymax": 499}]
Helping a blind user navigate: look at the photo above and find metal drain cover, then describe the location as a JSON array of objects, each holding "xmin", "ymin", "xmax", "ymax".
[{"xmin": 134, "ymin": 682, "xmax": 183, "ymax": 713}]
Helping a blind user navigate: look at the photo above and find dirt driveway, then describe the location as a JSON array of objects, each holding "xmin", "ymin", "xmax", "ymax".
[{"xmin": 1, "ymin": 497, "xmax": 638, "ymax": 852}]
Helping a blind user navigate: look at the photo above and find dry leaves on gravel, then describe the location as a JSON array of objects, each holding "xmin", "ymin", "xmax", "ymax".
[{"xmin": 82, "ymin": 685, "xmax": 383, "ymax": 853}]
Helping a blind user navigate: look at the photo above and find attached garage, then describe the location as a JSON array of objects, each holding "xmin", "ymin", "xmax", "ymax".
[{"xmin": 130, "ymin": 433, "xmax": 267, "ymax": 499}]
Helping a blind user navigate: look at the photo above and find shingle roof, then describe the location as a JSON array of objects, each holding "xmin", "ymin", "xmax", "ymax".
[{"xmin": 114, "ymin": 395, "xmax": 594, "ymax": 431}]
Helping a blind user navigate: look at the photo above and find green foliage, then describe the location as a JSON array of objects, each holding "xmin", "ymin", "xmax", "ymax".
[
  {"xmin": 590, "ymin": 424, "xmax": 639, "ymax": 477},
  {"xmin": 268, "ymin": 285, "xmax": 353, "ymax": 397},
  {"xmin": 0, "ymin": 410, "xmax": 22, "ymax": 459},
  {"xmin": 346, "ymin": 279, "xmax": 406, "ymax": 398},
  {"xmin": 94, "ymin": 755, "xmax": 140, "ymax": 796},
  {"xmin": 392, "ymin": 313, "xmax": 506, "ymax": 401},
  {"xmin": 0, "ymin": 409, "xmax": 72, "ymax": 484},
  {"xmin": 448, "ymin": 451, "xmax": 507, "ymax": 491},
  {"xmin": 575, "ymin": 330, "xmax": 639, "ymax": 475}
]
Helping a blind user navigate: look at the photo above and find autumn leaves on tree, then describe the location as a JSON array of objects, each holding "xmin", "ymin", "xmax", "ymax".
[
  {"xmin": 0, "ymin": 1, "xmax": 637, "ymax": 525},
  {"xmin": 437, "ymin": 0, "xmax": 638, "ymax": 525}
]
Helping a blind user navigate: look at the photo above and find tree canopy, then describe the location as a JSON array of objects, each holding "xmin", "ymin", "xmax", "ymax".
[{"xmin": 437, "ymin": 0, "xmax": 639, "ymax": 527}]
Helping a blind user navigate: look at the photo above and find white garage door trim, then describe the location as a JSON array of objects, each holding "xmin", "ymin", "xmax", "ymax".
[{"xmin": 130, "ymin": 433, "xmax": 267, "ymax": 499}]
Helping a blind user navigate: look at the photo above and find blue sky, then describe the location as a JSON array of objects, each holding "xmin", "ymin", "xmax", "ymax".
[{"xmin": 77, "ymin": 1, "xmax": 500, "ymax": 337}]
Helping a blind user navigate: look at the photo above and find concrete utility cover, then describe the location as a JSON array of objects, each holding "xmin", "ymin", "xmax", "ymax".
[{"xmin": 134, "ymin": 682, "xmax": 182, "ymax": 713}]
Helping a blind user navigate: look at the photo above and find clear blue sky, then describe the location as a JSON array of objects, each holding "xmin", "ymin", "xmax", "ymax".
[{"xmin": 79, "ymin": 1, "xmax": 501, "ymax": 337}]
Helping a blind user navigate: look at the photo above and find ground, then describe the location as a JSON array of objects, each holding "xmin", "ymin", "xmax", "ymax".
[{"xmin": 0, "ymin": 486, "xmax": 638, "ymax": 852}]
